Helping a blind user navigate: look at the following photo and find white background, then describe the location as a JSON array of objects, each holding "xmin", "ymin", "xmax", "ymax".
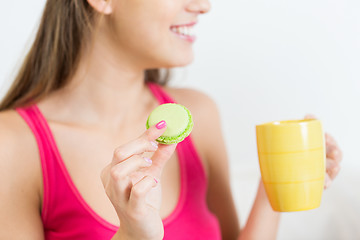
[{"xmin": 1, "ymin": 0, "xmax": 359, "ymax": 239}]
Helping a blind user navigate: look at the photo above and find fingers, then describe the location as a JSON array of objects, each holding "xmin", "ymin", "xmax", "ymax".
[
  {"xmin": 304, "ymin": 114, "xmax": 317, "ymax": 120},
  {"xmin": 326, "ymin": 158, "xmax": 341, "ymax": 180},
  {"xmin": 112, "ymin": 120, "xmax": 176, "ymax": 187},
  {"xmin": 113, "ymin": 139, "xmax": 157, "ymax": 165},
  {"xmin": 324, "ymin": 173, "xmax": 332, "ymax": 189},
  {"xmin": 325, "ymin": 133, "xmax": 343, "ymax": 163},
  {"xmin": 129, "ymin": 175, "xmax": 158, "ymax": 216},
  {"xmin": 324, "ymin": 157, "xmax": 341, "ymax": 190},
  {"xmin": 111, "ymin": 156, "xmax": 153, "ymax": 182},
  {"xmin": 101, "ymin": 121, "xmax": 170, "ymax": 226},
  {"xmin": 149, "ymin": 143, "xmax": 177, "ymax": 179},
  {"xmin": 109, "ymin": 156, "xmax": 153, "ymax": 203},
  {"xmin": 112, "ymin": 122, "xmax": 167, "ymax": 165},
  {"xmin": 302, "ymin": 115, "xmax": 343, "ymax": 190},
  {"xmin": 323, "ymin": 133, "xmax": 342, "ymax": 190},
  {"xmin": 302, "ymin": 115, "xmax": 342, "ymax": 162},
  {"xmin": 142, "ymin": 121, "xmax": 167, "ymax": 141}
]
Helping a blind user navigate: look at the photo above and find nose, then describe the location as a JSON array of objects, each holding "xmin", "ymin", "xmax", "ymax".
[{"xmin": 186, "ymin": 0, "xmax": 211, "ymax": 14}]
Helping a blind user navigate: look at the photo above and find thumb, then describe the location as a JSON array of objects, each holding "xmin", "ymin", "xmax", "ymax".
[
  {"xmin": 304, "ymin": 114, "xmax": 317, "ymax": 120},
  {"xmin": 142, "ymin": 120, "xmax": 168, "ymax": 142},
  {"xmin": 149, "ymin": 143, "xmax": 177, "ymax": 180}
]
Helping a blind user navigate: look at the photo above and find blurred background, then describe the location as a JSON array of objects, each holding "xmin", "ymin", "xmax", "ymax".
[{"xmin": 1, "ymin": 0, "xmax": 359, "ymax": 239}]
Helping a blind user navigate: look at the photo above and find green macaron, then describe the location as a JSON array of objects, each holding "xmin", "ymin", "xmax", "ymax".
[{"xmin": 146, "ymin": 103, "xmax": 193, "ymax": 144}]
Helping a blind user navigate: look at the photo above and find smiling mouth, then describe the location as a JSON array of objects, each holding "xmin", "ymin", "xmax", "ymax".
[{"xmin": 170, "ymin": 25, "xmax": 195, "ymax": 37}]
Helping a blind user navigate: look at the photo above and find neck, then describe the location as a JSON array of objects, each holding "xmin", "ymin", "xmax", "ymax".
[{"xmin": 41, "ymin": 31, "xmax": 157, "ymax": 130}]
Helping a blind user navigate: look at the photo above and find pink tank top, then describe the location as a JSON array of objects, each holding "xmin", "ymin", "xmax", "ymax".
[{"xmin": 16, "ymin": 83, "xmax": 221, "ymax": 240}]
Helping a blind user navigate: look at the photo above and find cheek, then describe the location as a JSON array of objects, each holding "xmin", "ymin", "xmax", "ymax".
[
  {"xmin": 113, "ymin": 0, "xmax": 183, "ymax": 42},
  {"xmin": 113, "ymin": 12, "xmax": 171, "ymax": 45},
  {"xmin": 110, "ymin": 0, "xmax": 191, "ymax": 66}
]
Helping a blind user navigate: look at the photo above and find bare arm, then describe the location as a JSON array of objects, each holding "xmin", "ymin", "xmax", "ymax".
[
  {"xmin": 189, "ymin": 92, "xmax": 280, "ymax": 240},
  {"xmin": 238, "ymin": 181, "xmax": 280, "ymax": 240},
  {"xmin": 0, "ymin": 111, "xmax": 44, "ymax": 239}
]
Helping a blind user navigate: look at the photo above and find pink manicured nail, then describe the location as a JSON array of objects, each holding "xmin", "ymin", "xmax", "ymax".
[
  {"xmin": 151, "ymin": 141, "xmax": 158, "ymax": 149},
  {"xmin": 156, "ymin": 120, "xmax": 166, "ymax": 129},
  {"xmin": 154, "ymin": 178, "xmax": 159, "ymax": 184},
  {"xmin": 144, "ymin": 157, "xmax": 152, "ymax": 164}
]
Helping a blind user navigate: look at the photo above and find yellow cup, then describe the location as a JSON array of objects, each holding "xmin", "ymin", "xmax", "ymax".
[{"xmin": 256, "ymin": 119, "xmax": 326, "ymax": 212}]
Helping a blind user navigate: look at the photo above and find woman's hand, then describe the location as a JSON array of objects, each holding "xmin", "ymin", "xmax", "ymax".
[
  {"xmin": 305, "ymin": 115, "xmax": 343, "ymax": 189},
  {"xmin": 323, "ymin": 132, "xmax": 343, "ymax": 189},
  {"xmin": 101, "ymin": 121, "xmax": 177, "ymax": 240}
]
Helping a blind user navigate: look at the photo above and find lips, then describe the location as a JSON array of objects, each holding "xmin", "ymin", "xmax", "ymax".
[
  {"xmin": 170, "ymin": 21, "xmax": 197, "ymax": 43},
  {"xmin": 170, "ymin": 21, "xmax": 197, "ymax": 28}
]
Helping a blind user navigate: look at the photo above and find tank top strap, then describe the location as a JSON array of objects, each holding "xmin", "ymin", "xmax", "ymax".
[
  {"xmin": 16, "ymin": 105, "xmax": 57, "ymax": 222},
  {"xmin": 147, "ymin": 82, "xmax": 176, "ymax": 104}
]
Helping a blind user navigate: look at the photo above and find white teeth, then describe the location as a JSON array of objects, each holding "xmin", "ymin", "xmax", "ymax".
[
  {"xmin": 188, "ymin": 27, "xmax": 193, "ymax": 36},
  {"xmin": 170, "ymin": 26, "xmax": 194, "ymax": 37}
]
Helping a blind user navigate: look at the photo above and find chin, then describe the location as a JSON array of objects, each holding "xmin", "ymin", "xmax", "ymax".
[
  {"xmin": 164, "ymin": 54, "xmax": 194, "ymax": 68},
  {"xmin": 147, "ymin": 51, "xmax": 194, "ymax": 68}
]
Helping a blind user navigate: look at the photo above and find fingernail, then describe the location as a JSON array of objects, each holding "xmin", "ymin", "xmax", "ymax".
[
  {"xmin": 326, "ymin": 180, "xmax": 331, "ymax": 189},
  {"xmin": 154, "ymin": 178, "xmax": 158, "ymax": 184},
  {"xmin": 151, "ymin": 141, "xmax": 158, "ymax": 149},
  {"xmin": 332, "ymin": 149, "xmax": 339, "ymax": 157},
  {"xmin": 156, "ymin": 120, "xmax": 166, "ymax": 129},
  {"xmin": 325, "ymin": 177, "xmax": 331, "ymax": 189},
  {"xmin": 144, "ymin": 157, "xmax": 152, "ymax": 164}
]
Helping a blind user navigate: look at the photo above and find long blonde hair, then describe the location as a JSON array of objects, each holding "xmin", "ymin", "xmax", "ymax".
[{"xmin": 0, "ymin": 0, "xmax": 170, "ymax": 111}]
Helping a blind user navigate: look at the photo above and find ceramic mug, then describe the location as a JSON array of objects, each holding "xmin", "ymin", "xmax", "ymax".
[{"xmin": 256, "ymin": 119, "xmax": 326, "ymax": 212}]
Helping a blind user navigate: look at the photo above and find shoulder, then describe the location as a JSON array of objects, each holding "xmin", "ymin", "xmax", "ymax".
[
  {"xmin": 0, "ymin": 110, "xmax": 44, "ymax": 237},
  {"xmin": 163, "ymin": 86, "xmax": 220, "ymax": 120},
  {"xmin": 0, "ymin": 109, "xmax": 38, "ymax": 155},
  {"xmin": 0, "ymin": 109, "xmax": 42, "ymax": 208},
  {"xmin": 163, "ymin": 86, "xmax": 223, "ymax": 172},
  {"xmin": 163, "ymin": 86, "xmax": 221, "ymax": 133}
]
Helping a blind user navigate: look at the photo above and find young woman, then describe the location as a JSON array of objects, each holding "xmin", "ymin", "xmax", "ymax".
[{"xmin": 0, "ymin": 0, "xmax": 342, "ymax": 239}]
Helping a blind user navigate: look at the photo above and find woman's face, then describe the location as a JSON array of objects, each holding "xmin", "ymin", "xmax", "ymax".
[{"xmin": 107, "ymin": 0, "xmax": 211, "ymax": 69}]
